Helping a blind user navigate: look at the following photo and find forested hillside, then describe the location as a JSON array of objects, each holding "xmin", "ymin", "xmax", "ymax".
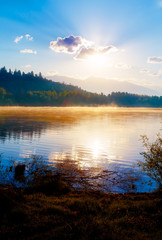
[
  {"xmin": 0, "ymin": 67, "xmax": 162, "ymax": 107},
  {"xmin": 0, "ymin": 67, "xmax": 81, "ymax": 94}
]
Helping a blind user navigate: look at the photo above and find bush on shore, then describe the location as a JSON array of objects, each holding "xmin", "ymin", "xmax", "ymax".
[{"xmin": 138, "ymin": 133, "xmax": 162, "ymax": 187}]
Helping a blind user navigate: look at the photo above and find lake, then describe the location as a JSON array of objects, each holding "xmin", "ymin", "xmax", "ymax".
[{"xmin": 0, "ymin": 107, "xmax": 161, "ymax": 192}]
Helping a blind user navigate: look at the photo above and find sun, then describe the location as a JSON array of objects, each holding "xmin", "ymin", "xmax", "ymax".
[{"xmin": 87, "ymin": 54, "xmax": 106, "ymax": 67}]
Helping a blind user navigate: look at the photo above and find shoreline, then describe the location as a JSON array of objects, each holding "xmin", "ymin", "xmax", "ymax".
[{"xmin": 0, "ymin": 105, "xmax": 162, "ymax": 108}]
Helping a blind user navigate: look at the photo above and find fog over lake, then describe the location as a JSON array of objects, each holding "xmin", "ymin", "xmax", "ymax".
[{"xmin": 0, "ymin": 107, "xmax": 161, "ymax": 192}]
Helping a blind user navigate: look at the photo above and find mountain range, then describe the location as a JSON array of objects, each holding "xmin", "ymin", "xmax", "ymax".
[{"xmin": 47, "ymin": 75, "xmax": 162, "ymax": 96}]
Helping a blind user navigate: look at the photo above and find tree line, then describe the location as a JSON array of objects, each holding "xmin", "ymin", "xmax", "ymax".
[{"xmin": 0, "ymin": 67, "xmax": 161, "ymax": 107}]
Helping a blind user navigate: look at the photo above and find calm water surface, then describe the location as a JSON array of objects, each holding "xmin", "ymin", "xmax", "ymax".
[{"xmin": 0, "ymin": 107, "xmax": 161, "ymax": 192}]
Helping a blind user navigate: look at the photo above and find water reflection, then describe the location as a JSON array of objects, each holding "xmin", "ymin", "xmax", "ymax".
[
  {"xmin": 0, "ymin": 118, "xmax": 45, "ymax": 142},
  {"xmin": 0, "ymin": 107, "xmax": 161, "ymax": 165},
  {"xmin": 0, "ymin": 107, "xmax": 161, "ymax": 151},
  {"xmin": 0, "ymin": 107, "xmax": 161, "ymax": 192}
]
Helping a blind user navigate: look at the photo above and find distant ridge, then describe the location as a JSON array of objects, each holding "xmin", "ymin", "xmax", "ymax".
[{"xmin": 48, "ymin": 75, "xmax": 162, "ymax": 96}]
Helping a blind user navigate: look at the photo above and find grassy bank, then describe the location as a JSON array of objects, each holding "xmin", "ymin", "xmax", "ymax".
[{"xmin": 0, "ymin": 185, "xmax": 161, "ymax": 240}]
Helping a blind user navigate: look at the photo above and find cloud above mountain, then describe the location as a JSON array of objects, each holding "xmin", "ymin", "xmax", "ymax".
[
  {"xmin": 50, "ymin": 35, "xmax": 119, "ymax": 62},
  {"xmin": 75, "ymin": 45, "xmax": 118, "ymax": 59},
  {"xmin": 50, "ymin": 35, "xmax": 92, "ymax": 54},
  {"xmin": 140, "ymin": 67, "xmax": 162, "ymax": 77},
  {"xmin": 147, "ymin": 57, "xmax": 162, "ymax": 63}
]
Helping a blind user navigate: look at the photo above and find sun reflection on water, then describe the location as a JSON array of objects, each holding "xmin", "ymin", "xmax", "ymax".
[
  {"xmin": 0, "ymin": 107, "xmax": 161, "ymax": 170},
  {"xmin": 91, "ymin": 140, "xmax": 101, "ymax": 159}
]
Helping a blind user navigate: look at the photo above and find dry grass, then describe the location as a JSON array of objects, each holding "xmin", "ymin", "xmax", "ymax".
[{"xmin": 0, "ymin": 186, "xmax": 161, "ymax": 240}]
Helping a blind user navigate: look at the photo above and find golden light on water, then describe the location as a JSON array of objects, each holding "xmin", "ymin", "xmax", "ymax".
[
  {"xmin": 0, "ymin": 107, "xmax": 161, "ymax": 171},
  {"xmin": 91, "ymin": 140, "xmax": 101, "ymax": 159}
]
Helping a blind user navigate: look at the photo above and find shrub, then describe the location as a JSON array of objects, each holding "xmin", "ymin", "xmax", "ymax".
[{"xmin": 138, "ymin": 134, "xmax": 162, "ymax": 186}]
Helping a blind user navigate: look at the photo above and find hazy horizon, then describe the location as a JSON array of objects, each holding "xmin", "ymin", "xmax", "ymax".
[{"xmin": 45, "ymin": 74, "xmax": 162, "ymax": 96}]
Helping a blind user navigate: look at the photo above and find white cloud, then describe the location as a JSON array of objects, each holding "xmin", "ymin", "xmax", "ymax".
[
  {"xmin": 14, "ymin": 34, "xmax": 33, "ymax": 44},
  {"xmin": 75, "ymin": 45, "xmax": 118, "ymax": 60},
  {"xmin": 14, "ymin": 35, "xmax": 23, "ymax": 43},
  {"xmin": 140, "ymin": 68, "xmax": 150, "ymax": 73},
  {"xmin": 20, "ymin": 49, "xmax": 37, "ymax": 54},
  {"xmin": 140, "ymin": 68, "xmax": 162, "ymax": 77},
  {"xmin": 115, "ymin": 63, "xmax": 131, "ymax": 70},
  {"xmin": 25, "ymin": 34, "xmax": 33, "ymax": 41},
  {"xmin": 150, "ymin": 68, "xmax": 162, "ymax": 77},
  {"xmin": 50, "ymin": 35, "xmax": 93, "ymax": 54},
  {"xmin": 46, "ymin": 71, "xmax": 58, "ymax": 76},
  {"xmin": 50, "ymin": 35, "xmax": 119, "ymax": 62},
  {"xmin": 148, "ymin": 72, "xmax": 160, "ymax": 77},
  {"xmin": 24, "ymin": 65, "xmax": 31, "ymax": 68},
  {"xmin": 147, "ymin": 57, "xmax": 162, "ymax": 63}
]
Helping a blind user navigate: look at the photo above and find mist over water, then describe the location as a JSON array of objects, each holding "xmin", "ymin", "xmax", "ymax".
[{"xmin": 0, "ymin": 107, "xmax": 161, "ymax": 192}]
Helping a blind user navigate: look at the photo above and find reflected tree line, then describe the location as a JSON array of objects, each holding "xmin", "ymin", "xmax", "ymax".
[
  {"xmin": 0, "ymin": 67, "xmax": 162, "ymax": 107},
  {"xmin": 0, "ymin": 116, "xmax": 46, "ymax": 142}
]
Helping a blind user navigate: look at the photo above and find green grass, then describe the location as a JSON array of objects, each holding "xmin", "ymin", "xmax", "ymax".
[{"xmin": 0, "ymin": 185, "xmax": 161, "ymax": 240}]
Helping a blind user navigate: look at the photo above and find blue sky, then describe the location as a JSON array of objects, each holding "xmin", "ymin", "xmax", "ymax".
[{"xmin": 0, "ymin": 0, "xmax": 162, "ymax": 89}]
